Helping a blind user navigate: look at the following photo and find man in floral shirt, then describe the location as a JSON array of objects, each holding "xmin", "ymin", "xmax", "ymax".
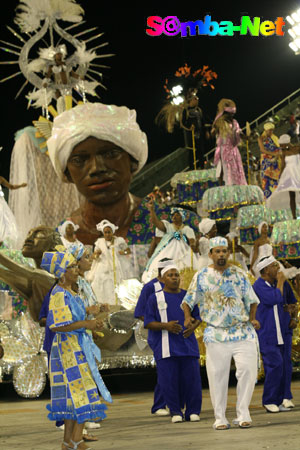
[{"xmin": 182, "ymin": 236, "xmax": 260, "ymax": 430}]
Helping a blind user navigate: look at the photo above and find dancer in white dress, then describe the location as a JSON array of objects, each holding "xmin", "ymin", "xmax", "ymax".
[
  {"xmin": 267, "ymin": 134, "xmax": 300, "ymax": 219},
  {"xmin": 198, "ymin": 218, "xmax": 217, "ymax": 269},
  {"xmin": 142, "ymin": 201, "xmax": 198, "ymax": 283},
  {"xmin": 226, "ymin": 231, "xmax": 249, "ymax": 272},
  {"xmin": 0, "ymin": 176, "xmax": 27, "ymax": 248},
  {"xmin": 58, "ymin": 220, "xmax": 82, "ymax": 249},
  {"xmin": 87, "ymin": 220, "xmax": 133, "ymax": 305},
  {"xmin": 250, "ymin": 221, "xmax": 299, "ymax": 279},
  {"xmin": 250, "ymin": 222, "xmax": 272, "ymax": 278}
]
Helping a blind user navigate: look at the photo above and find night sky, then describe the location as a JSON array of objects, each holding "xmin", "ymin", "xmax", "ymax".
[{"xmin": 1, "ymin": 1, "xmax": 300, "ymax": 179}]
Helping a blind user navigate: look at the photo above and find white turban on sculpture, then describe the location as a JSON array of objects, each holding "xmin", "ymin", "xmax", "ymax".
[{"xmin": 47, "ymin": 102, "xmax": 148, "ymax": 180}]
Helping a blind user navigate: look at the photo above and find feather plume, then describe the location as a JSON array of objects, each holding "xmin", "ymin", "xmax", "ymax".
[{"xmin": 15, "ymin": 0, "xmax": 84, "ymax": 33}]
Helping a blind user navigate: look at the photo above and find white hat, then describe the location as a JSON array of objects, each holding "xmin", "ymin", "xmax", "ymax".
[
  {"xmin": 161, "ymin": 265, "xmax": 179, "ymax": 277},
  {"xmin": 199, "ymin": 218, "xmax": 216, "ymax": 235},
  {"xmin": 256, "ymin": 255, "xmax": 277, "ymax": 272},
  {"xmin": 279, "ymin": 134, "xmax": 291, "ymax": 145},
  {"xmin": 209, "ymin": 236, "xmax": 228, "ymax": 249},
  {"xmin": 96, "ymin": 219, "xmax": 118, "ymax": 234}
]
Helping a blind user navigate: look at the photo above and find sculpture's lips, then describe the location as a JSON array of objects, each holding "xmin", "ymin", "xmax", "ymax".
[
  {"xmin": 87, "ymin": 180, "xmax": 114, "ymax": 191},
  {"xmin": 23, "ymin": 241, "xmax": 33, "ymax": 248}
]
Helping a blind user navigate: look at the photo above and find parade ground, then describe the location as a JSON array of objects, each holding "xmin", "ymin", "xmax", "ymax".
[{"xmin": 1, "ymin": 372, "xmax": 300, "ymax": 450}]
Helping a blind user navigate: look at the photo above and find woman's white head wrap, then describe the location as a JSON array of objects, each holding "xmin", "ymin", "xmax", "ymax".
[
  {"xmin": 47, "ymin": 102, "xmax": 148, "ymax": 181},
  {"xmin": 263, "ymin": 122, "xmax": 275, "ymax": 131},
  {"xmin": 279, "ymin": 134, "xmax": 291, "ymax": 145},
  {"xmin": 161, "ymin": 265, "xmax": 179, "ymax": 277},
  {"xmin": 58, "ymin": 220, "xmax": 79, "ymax": 237},
  {"xmin": 199, "ymin": 218, "xmax": 216, "ymax": 235},
  {"xmin": 96, "ymin": 219, "xmax": 118, "ymax": 234},
  {"xmin": 258, "ymin": 221, "xmax": 268, "ymax": 235},
  {"xmin": 157, "ymin": 259, "xmax": 174, "ymax": 269}
]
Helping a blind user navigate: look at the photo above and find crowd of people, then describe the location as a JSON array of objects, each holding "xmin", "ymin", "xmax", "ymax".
[{"xmin": 0, "ymin": 99, "xmax": 299, "ymax": 450}]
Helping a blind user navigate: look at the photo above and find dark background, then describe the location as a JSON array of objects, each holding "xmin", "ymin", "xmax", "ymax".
[{"xmin": 1, "ymin": 1, "xmax": 300, "ymax": 179}]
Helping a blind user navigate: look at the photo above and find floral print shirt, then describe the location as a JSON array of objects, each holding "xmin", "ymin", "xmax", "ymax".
[{"xmin": 182, "ymin": 265, "xmax": 259, "ymax": 343}]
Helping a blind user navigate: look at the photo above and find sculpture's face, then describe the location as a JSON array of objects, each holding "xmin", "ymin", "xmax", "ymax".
[
  {"xmin": 66, "ymin": 137, "xmax": 133, "ymax": 206},
  {"xmin": 22, "ymin": 227, "xmax": 57, "ymax": 259}
]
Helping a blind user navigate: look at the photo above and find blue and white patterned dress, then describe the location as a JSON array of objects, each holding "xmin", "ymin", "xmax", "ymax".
[{"xmin": 46, "ymin": 285, "xmax": 112, "ymax": 424}]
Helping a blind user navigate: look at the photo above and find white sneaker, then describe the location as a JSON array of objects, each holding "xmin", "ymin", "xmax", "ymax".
[
  {"xmin": 279, "ymin": 404, "xmax": 292, "ymax": 412},
  {"xmin": 190, "ymin": 414, "xmax": 200, "ymax": 422},
  {"xmin": 171, "ymin": 415, "xmax": 183, "ymax": 423},
  {"xmin": 154, "ymin": 409, "xmax": 170, "ymax": 416},
  {"xmin": 282, "ymin": 399, "xmax": 295, "ymax": 409},
  {"xmin": 56, "ymin": 424, "xmax": 65, "ymax": 431},
  {"xmin": 264, "ymin": 404, "xmax": 279, "ymax": 413},
  {"xmin": 85, "ymin": 422, "xmax": 101, "ymax": 429}
]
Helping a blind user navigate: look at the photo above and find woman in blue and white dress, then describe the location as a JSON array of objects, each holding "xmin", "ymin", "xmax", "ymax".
[{"xmin": 142, "ymin": 201, "xmax": 198, "ymax": 283}]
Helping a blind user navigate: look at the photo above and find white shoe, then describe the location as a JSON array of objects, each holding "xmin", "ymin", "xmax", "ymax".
[
  {"xmin": 189, "ymin": 414, "xmax": 200, "ymax": 422},
  {"xmin": 56, "ymin": 424, "xmax": 65, "ymax": 431},
  {"xmin": 264, "ymin": 404, "xmax": 279, "ymax": 413},
  {"xmin": 85, "ymin": 422, "xmax": 101, "ymax": 429},
  {"xmin": 279, "ymin": 404, "xmax": 292, "ymax": 412},
  {"xmin": 154, "ymin": 408, "xmax": 170, "ymax": 416},
  {"xmin": 171, "ymin": 415, "xmax": 183, "ymax": 423},
  {"xmin": 282, "ymin": 399, "xmax": 295, "ymax": 409}
]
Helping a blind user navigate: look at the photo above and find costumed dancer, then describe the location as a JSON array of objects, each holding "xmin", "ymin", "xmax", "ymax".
[
  {"xmin": 0, "ymin": 176, "xmax": 27, "ymax": 247},
  {"xmin": 87, "ymin": 220, "xmax": 133, "ymax": 305},
  {"xmin": 144, "ymin": 265, "xmax": 202, "ymax": 423},
  {"xmin": 198, "ymin": 218, "xmax": 217, "ymax": 269},
  {"xmin": 250, "ymin": 222, "xmax": 273, "ymax": 278},
  {"xmin": 142, "ymin": 201, "xmax": 198, "ymax": 283},
  {"xmin": 41, "ymin": 248, "xmax": 112, "ymax": 450},
  {"xmin": 155, "ymin": 63, "xmax": 217, "ymax": 170},
  {"xmin": 226, "ymin": 232, "xmax": 249, "ymax": 273},
  {"xmin": 134, "ymin": 258, "xmax": 173, "ymax": 417},
  {"xmin": 267, "ymin": 134, "xmax": 300, "ymax": 219},
  {"xmin": 257, "ymin": 122, "xmax": 281, "ymax": 199},
  {"xmin": 58, "ymin": 221, "xmax": 82, "ymax": 249},
  {"xmin": 182, "ymin": 237, "xmax": 260, "ymax": 430},
  {"xmin": 212, "ymin": 99, "xmax": 247, "ymax": 186},
  {"xmin": 253, "ymin": 256, "xmax": 298, "ymax": 412},
  {"xmin": 250, "ymin": 221, "xmax": 300, "ymax": 280}
]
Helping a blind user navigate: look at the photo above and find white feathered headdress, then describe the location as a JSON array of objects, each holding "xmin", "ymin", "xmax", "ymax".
[{"xmin": 15, "ymin": 0, "xmax": 84, "ymax": 33}]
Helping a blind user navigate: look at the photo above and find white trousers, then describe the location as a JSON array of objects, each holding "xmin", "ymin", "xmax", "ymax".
[{"xmin": 206, "ymin": 340, "xmax": 257, "ymax": 427}]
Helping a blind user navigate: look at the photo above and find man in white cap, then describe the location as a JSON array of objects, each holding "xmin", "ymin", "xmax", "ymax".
[
  {"xmin": 134, "ymin": 257, "xmax": 173, "ymax": 417},
  {"xmin": 253, "ymin": 256, "xmax": 298, "ymax": 412},
  {"xmin": 144, "ymin": 265, "xmax": 202, "ymax": 423},
  {"xmin": 182, "ymin": 236, "xmax": 260, "ymax": 430}
]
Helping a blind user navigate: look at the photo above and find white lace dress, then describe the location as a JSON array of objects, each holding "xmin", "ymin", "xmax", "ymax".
[
  {"xmin": 267, "ymin": 154, "xmax": 300, "ymax": 210},
  {"xmin": 86, "ymin": 237, "xmax": 134, "ymax": 305}
]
